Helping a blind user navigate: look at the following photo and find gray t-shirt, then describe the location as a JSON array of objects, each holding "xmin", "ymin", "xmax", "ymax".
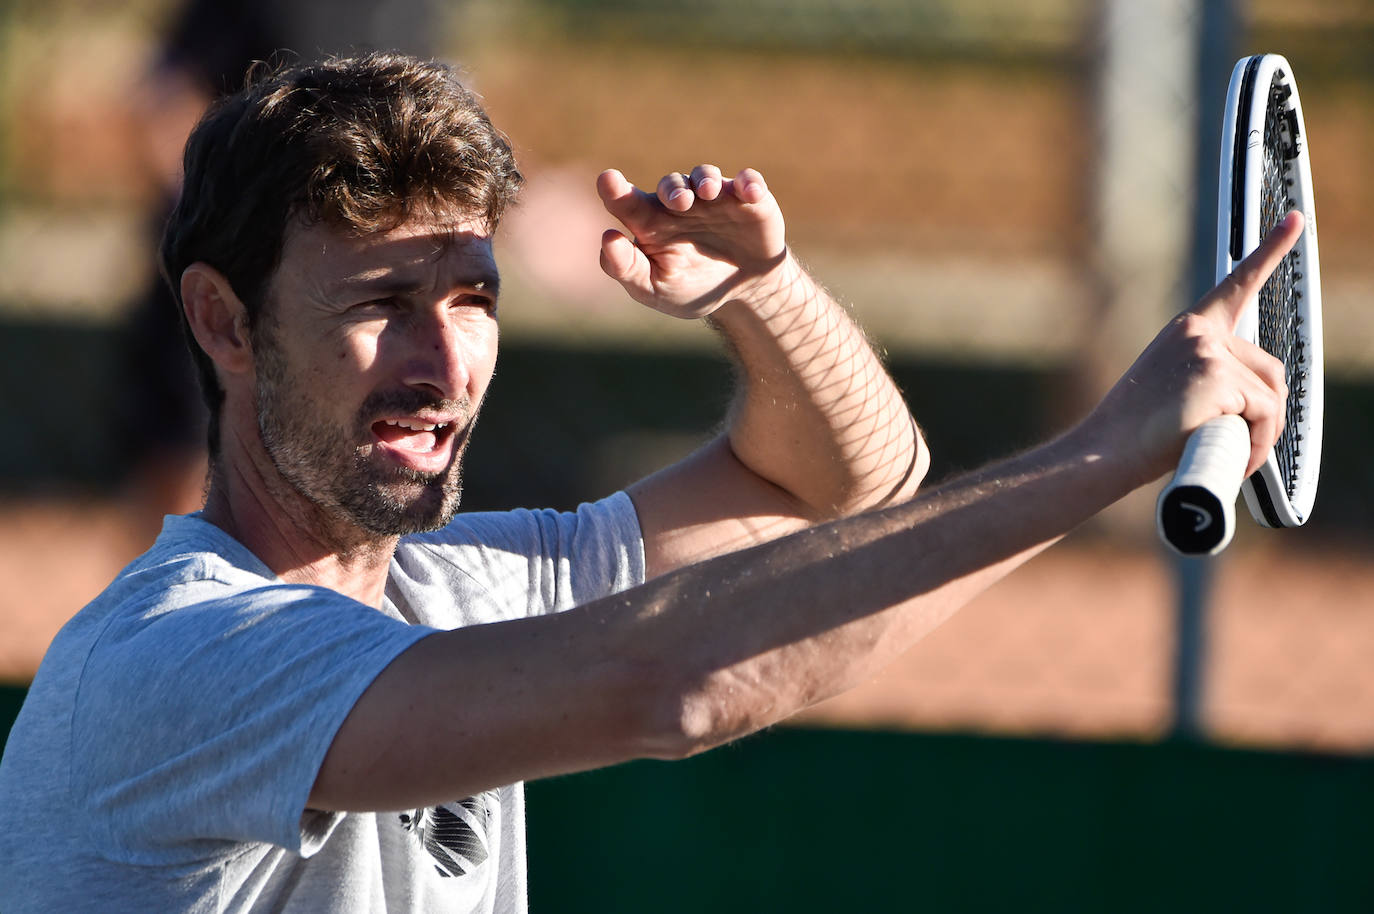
[{"xmin": 0, "ymin": 493, "xmax": 645, "ymax": 913}]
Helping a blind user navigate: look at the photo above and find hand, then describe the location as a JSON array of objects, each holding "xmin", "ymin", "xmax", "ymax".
[
  {"xmin": 597, "ymin": 165, "xmax": 788, "ymax": 320},
  {"xmin": 1088, "ymin": 210, "xmax": 1303, "ymax": 487}
]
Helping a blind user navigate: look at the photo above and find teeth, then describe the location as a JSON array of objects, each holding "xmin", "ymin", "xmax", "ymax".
[{"xmin": 386, "ymin": 419, "xmax": 448, "ymax": 432}]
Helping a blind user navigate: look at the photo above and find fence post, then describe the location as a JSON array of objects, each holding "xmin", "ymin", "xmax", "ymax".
[{"xmin": 1173, "ymin": 0, "xmax": 1239, "ymax": 740}]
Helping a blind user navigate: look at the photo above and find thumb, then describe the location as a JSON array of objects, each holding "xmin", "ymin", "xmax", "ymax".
[
  {"xmin": 599, "ymin": 228, "xmax": 650, "ymax": 293},
  {"xmin": 1195, "ymin": 209, "xmax": 1304, "ymax": 332},
  {"xmin": 597, "ymin": 168, "xmax": 650, "ymax": 228}
]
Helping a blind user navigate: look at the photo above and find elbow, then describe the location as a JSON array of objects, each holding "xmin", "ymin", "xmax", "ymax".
[
  {"xmin": 903, "ymin": 430, "xmax": 932, "ymax": 498},
  {"xmin": 627, "ymin": 676, "xmax": 724, "ymax": 762},
  {"xmin": 669, "ymin": 681, "xmax": 745, "ymax": 760},
  {"xmin": 880, "ymin": 419, "xmax": 931, "ymax": 507},
  {"xmin": 836, "ymin": 421, "xmax": 931, "ymax": 516},
  {"xmin": 633, "ymin": 668, "xmax": 786, "ymax": 762}
]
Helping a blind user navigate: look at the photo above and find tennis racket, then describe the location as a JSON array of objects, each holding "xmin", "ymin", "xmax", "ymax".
[{"xmin": 1157, "ymin": 53, "xmax": 1323, "ymax": 556}]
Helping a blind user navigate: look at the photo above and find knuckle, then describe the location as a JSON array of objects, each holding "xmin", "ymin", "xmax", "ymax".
[
  {"xmin": 1264, "ymin": 352, "xmax": 1286, "ymax": 381},
  {"xmin": 1173, "ymin": 312, "xmax": 1211, "ymax": 340},
  {"xmin": 1189, "ymin": 333, "xmax": 1225, "ymax": 365},
  {"xmin": 1272, "ymin": 380, "xmax": 1289, "ymax": 409}
]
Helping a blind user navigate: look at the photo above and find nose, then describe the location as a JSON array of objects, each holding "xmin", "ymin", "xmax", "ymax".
[{"xmin": 401, "ymin": 307, "xmax": 473, "ymax": 400}]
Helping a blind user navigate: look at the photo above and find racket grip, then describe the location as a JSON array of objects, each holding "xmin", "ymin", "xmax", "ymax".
[{"xmin": 1156, "ymin": 414, "xmax": 1251, "ymax": 556}]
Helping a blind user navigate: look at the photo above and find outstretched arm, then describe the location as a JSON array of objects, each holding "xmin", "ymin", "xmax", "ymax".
[
  {"xmin": 311, "ymin": 214, "xmax": 1300, "ymax": 812},
  {"xmin": 597, "ymin": 166, "xmax": 927, "ymax": 576}
]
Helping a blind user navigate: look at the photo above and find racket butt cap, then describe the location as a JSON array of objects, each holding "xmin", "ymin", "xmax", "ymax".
[{"xmin": 1158, "ymin": 485, "xmax": 1235, "ymax": 556}]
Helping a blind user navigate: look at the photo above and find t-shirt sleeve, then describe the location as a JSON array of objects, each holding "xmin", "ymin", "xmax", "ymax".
[
  {"xmin": 505, "ymin": 491, "xmax": 647, "ymax": 611},
  {"xmin": 72, "ymin": 579, "xmax": 436, "ymax": 865},
  {"xmin": 397, "ymin": 491, "xmax": 647, "ymax": 622}
]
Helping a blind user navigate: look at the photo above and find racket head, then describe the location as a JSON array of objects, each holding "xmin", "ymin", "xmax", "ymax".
[{"xmin": 1216, "ymin": 54, "xmax": 1324, "ymax": 528}]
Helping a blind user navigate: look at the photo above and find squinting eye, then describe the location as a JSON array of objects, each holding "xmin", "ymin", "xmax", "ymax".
[
  {"xmin": 459, "ymin": 295, "xmax": 498, "ymax": 314},
  {"xmin": 353, "ymin": 297, "xmax": 399, "ymax": 314}
]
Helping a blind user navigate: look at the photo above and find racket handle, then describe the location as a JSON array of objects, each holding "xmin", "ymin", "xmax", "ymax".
[{"xmin": 1156, "ymin": 414, "xmax": 1250, "ymax": 556}]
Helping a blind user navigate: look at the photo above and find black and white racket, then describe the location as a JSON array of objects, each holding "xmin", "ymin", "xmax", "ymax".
[{"xmin": 1157, "ymin": 53, "xmax": 1323, "ymax": 556}]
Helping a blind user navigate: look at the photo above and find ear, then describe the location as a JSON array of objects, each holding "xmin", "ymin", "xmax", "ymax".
[{"xmin": 180, "ymin": 263, "xmax": 254, "ymax": 376}]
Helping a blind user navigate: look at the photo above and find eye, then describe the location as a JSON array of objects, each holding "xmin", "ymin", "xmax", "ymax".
[
  {"xmin": 456, "ymin": 293, "xmax": 498, "ymax": 315},
  {"xmin": 350, "ymin": 296, "xmax": 401, "ymax": 315}
]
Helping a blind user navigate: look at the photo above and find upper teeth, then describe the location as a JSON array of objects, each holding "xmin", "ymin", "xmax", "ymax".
[{"xmin": 387, "ymin": 419, "xmax": 447, "ymax": 432}]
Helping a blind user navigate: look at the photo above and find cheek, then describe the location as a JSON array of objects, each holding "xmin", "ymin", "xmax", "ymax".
[
  {"xmin": 478, "ymin": 321, "xmax": 499, "ymax": 365},
  {"xmin": 342, "ymin": 327, "xmax": 383, "ymax": 367},
  {"xmin": 289, "ymin": 332, "xmax": 381, "ymax": 412},
  {"xmin": 470, "ymin": 322, "xmax": 499, "ymax": 396}
]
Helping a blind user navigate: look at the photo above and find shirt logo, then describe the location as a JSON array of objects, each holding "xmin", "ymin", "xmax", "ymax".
[{"xmin": 399, "ymin": 790, "xmax": 497, "ymax": 878}]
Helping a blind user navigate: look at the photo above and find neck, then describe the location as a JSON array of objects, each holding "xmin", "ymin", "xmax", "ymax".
[{"xmin": 201, "ymin": 426, "xmax": 399, "ymax": 608}]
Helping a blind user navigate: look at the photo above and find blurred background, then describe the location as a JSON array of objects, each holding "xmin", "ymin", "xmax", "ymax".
[{"xmin": 0, "ymin": 0, "xmax": 1371, "ymax": 909}]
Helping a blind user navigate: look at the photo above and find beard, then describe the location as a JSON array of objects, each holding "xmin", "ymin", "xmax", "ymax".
[{"xmin": 254, "ymin": 336, "xmax": 475, "ymax": 537}]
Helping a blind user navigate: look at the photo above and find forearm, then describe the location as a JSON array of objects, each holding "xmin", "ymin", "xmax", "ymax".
[
  {"xmin": 315, "ymin": 423, "xmax": 1127, "ymax": 813},
  {"xmin": 613, "ymin": 421, "xmax": 1128, "ymax": 753},
  {"xmin": 709, "ymin": 251, "xmax": 927, "ymax": 517},
  {"xmin": 316, "ymin": 201, "xmax": 1298, "ymax": 813}
]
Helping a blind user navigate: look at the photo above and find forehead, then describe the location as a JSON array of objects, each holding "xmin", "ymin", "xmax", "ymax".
[{"xmin": 276, "ymin": 212, "xmax": 499, "ymax": 296}]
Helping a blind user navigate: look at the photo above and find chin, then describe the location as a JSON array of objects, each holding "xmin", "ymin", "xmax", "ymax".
[{"xmin": 345, "ymin": 477, "xmax": 463, "ymax": 536}]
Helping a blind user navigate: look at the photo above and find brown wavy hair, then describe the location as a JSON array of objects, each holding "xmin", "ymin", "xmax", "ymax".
[{"xmin": 159, "ymin": 51, "xmax": 523, "ymax": 456}]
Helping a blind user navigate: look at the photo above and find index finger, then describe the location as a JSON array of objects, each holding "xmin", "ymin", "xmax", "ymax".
[
  {"xmin": 596, "ymin": 168, "xmax": 642, "ymax": 222},
  {"xmin": 1196, "ymin": 209, "xmax": 1304, "ymax": 331}
]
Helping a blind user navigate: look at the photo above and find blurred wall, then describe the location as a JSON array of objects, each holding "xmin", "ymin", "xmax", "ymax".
[{"xmin": 1, "ymin": 0, "xmax": 1372, "ymax": 751}]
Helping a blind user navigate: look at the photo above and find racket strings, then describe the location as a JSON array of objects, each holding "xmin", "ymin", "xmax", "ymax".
[{"xmin": 1257, "ymin": 80, "xmax": 1308, "ymax": 501}]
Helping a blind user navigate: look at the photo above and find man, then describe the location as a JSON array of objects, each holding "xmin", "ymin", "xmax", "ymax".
[{"xmin": 0, "ymin": 52, "xmax": 1292, "ymax": 912}]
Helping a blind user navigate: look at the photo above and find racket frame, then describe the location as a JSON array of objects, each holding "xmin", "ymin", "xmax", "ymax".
[
  {"xmin": 1216, "ymin": 53, "xmax": 1324, "ymax": 529},
  {"xmin": 1156, "ymin": 53, "xmax": 1323, "ymax": 556}
]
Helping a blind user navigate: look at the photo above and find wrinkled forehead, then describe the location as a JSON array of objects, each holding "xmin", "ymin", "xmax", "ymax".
[{"xmin": 272, "ymin": 209, "xmax": 500, "ymax": 304}]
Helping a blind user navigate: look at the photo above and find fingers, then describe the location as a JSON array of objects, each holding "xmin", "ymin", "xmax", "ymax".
[
  {"xmin": 656, "ymin": 165, "xmax": 759, "ymax": 210},
  {"xmin": 657, "ymin": 171, "xmax": 694, "ymax": 211},
  {"xmin": 729, "ymin": 167, "xmax": 768, "ymax": 205},
  {"xmin": 1116, "ymin": 302, "xmax": 1289, "ymax": 484},
  {"xmin": 1163, "ymin": 314, "xmax": 1287, "ymax": 477},
  {"xmin": 597, "ymin": 168, "xmax": 650, "ymax": 225},
  {"xmin": 684, "ymin": 165, "xmax": 768, "ymax": 204},
  {"xmin": 1227, "ymin": 336, "xmax": 1289, "ymax": 475},
  {"xmin": 689, "ymin": 164, "xmax": 724, "ymax": 201},
  {"xmin": 598, "ymin": 228, "xmax": 647, "ymax": 287},
  {"xmin": 594, "ymin": 163, "xmax": 785, "ymax": 313},
  {"xmin": 1196, "ymin": 210, "xmax": 1304, "ymax": 331},
  {"xmin": 595, "ymin": 167, "xmax": 630, "ymax": 202},
  {"xmin": 600, "ymin": 164, "xmax": 768, "ymax": 218},
  {"xmin": 1179, "ymin": 209, "xmax": 1302, "ymax": 473}
]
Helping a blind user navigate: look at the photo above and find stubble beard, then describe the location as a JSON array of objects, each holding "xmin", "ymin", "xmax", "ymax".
[{"xmin": 254, "ymin": 337, "xmax": 474, "ymax": 538}]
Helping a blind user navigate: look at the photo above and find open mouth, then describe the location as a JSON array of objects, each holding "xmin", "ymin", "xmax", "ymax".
[{"xmin": 371, "ymin": 417, "xmax": 460, "ymax": 472}]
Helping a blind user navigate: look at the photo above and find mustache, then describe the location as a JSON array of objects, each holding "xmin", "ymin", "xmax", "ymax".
[{"xmin": 359, "ymin": 389, "xmax": 471, "ymax": 423}]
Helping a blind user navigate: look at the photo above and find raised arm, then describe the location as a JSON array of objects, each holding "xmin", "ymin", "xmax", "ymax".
[
  {"xmin": 596, "ymin": 166, "xmax": 927, "ymax": 576},
  {"xmin": 311, "ymin": 214, "xmax": 1301, "ymax": 813}
]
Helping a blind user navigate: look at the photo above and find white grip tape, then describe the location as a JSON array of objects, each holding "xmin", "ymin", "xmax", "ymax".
[{"xmin": 1156, "ymin": 414, "xmax": 1251, "ymax": 556}]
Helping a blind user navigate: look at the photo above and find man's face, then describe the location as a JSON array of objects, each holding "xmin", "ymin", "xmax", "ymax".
[{"xmin": 252, "ymin": 214, "xmax": 500, "ymax": 536}]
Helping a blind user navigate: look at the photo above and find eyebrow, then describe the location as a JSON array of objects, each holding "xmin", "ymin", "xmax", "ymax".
[{"xmin": 332, "ymin": 269, "xmax": 501, "ymax": 299}]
